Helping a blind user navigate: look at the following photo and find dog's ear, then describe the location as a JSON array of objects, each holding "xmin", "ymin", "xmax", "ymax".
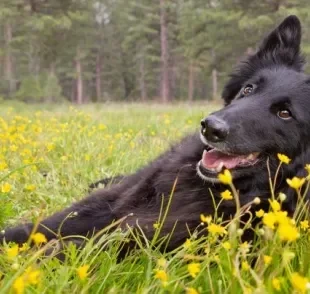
[
  {"xmin": 257, "ymin": 15, "xmax": 302, "ymax": 64},
  {"xmin": 222, "ymin": 15, "xmax": 304, "ymax": 106}
]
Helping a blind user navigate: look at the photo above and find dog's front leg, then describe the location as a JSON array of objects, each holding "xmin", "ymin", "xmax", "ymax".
[{"xmin": 0, "ymin": 190, "xmax": 118, "ymax": 245}]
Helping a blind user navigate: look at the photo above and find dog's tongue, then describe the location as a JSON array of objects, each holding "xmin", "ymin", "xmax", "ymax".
[{"xmin": 202, "ymin": 149, "xmax": 252, "ymax": 170}]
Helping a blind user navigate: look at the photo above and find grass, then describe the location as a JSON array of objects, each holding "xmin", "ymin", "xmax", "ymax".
[{"xmin": 0, "ymin": 102, "xmax": 309, "ymax": 294}]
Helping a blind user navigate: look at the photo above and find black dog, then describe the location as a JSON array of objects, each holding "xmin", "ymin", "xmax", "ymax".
[{"xmin": 1, "ymin": 15, "xmax": 309, "ymax": 252}]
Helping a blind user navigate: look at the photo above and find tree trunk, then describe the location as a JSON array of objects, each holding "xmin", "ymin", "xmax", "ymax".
[
  {"xmin": 4, "ymin": 21, "xmax": 16, "ymax": 95},
  {"xmin": 159, "ymin": 0, "xmax": 170, "ymax": 103},
  {"xmin": 75, "ymin": 48, "xmax": 83, "ymax": 104},
  {"xmin": 45, "ymin": 62, "xmax": 55, "ymax": 103},
  {"xmin": 188, "ymin": 61, "xmax": 194, "ymax": 102},
  {"xmin": 139, "ymin": 54, "xmax": 147, "ymax": 101},
  {"xmin": 71, "ymin": 79, "xmax": 76, "ymax": 103},
  {"xmin": 96, "ymin": 53, "xmax": 102, "ymax": 102},
  {"xmin": 212, "ymin": 68, "xmax": 218, "ymax": 101}
]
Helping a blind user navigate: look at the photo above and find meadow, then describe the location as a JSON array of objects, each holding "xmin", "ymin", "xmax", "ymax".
[{"xmin": 0, "ymin": 102, "xmax": 309, "ymax": 294}]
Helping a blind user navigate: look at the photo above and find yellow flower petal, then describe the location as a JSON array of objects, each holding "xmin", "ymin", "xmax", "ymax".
[
  {"xmin": 255, "ymin": 209, "xmax": 265, "ymax": 218},
  {"xmin": 278, "ymin": 224, "xmax": 299, "ymax": 242},
  {"xmin": 200, "ymin": 214, "xmax": 212, "ymax": 224},
  {"xmin": 7, "ymin": 244, "xmax": 19, "ymax": 259},
  {"xmin": 77, "ymin": 265, "xmax": 90, "ymax": 281},
  {"xmin": 286, "ymin": 177, "xmax": 305, "ymax": 190},
  {"xmin": 218, "ymin": 169, "xmax": 232, "ymax": 185},
  {"xmin": 188, "ymin": 262, "xmax": 201, "ymax": 278},
  {"xmin": 186, "ymin": 287, "xmax": 199, "ymax": 294},
  {"xmin": 12, "ymin": 276, "xmax": 25, "ymax": 294},
  {"xmin": 220, "ymin": 190, "xmax": 233, "ymax": 200},
  {"xmin": 269, "ymin": 199, "xmax": 281, "ymax": 212},
  {"xmin": 31, "ymin": 233, "xmax": 47, "ymax": 245},
  {"xmin": 277, "ymin": 153, "xmax": 291, "ymax": 164},
  {"xmin": 300, "ymin": 220, "xmax": 309, "ymax": 231},
  {"xmin": 208, "ymin": 223, "xmax": 227, "ymax": 236},
  {"xmin": 272, "ymin": 278, "xmax": 281, "ymax": 291},
  {"xmin": 291, "ymin": 272, "xmax": 310, "ymax": 293},
  {"xmin": 263, "ymin": 255, "xmax": 272, "ymax": 265},
  {"xmin": 154, "ymin": 269, "xmax": 168, "ymax": 285}
]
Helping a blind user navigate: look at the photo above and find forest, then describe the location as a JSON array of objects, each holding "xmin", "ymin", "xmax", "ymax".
[{"xmin": 1, "ymin": 0, "xmax": 310, "ymax": 103}]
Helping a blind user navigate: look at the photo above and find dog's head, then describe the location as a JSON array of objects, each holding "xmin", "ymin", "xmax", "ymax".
[{"xmin": 197, "ymin": 15, "xmax": 310, "ymax": 184}]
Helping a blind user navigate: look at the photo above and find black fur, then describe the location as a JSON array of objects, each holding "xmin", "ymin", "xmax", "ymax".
[{"xmin": 1, "ymin": 15, "xmax": 310, "ymax": 252}]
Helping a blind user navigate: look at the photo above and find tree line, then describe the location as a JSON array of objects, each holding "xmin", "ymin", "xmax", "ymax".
[{"xmin": 1, "ymin": 0, "xmax": 310, "ymax": 103}]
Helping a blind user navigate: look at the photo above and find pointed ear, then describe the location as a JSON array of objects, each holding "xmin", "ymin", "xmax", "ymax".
[
  {"xmin": 257, "ymin": 15, "xmax": 301, "ymax": 63},
  {"xmin": 222, "ymin": 16, "xmax": 305, "ymax": 106}
]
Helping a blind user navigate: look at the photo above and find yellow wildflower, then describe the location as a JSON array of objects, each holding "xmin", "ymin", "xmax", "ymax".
[
  {"xmin": 186, "ymin": 287, "xmax": 199, "ymax": 294},
  {"xmin": 0, "ymin": 161, "xmax": 8, "ymax": 170},
  {"xmin": 31, "ymin": 233, "xmax": 47, "ymax": 245},
  {"xmin": 218, "ymin": 169, "xmax": 232, "ymax": 185},
  {"xmin": 1, "ymin": 182, "xmax": 11, "ymax": 193},
  {"xmin": 154, "ymin": 269, "xmax": 168, "ymax": 285},
  {"xmin": 300, "ymin": 220, "xmax": 309, "ymax": 231},
  {"xmin": 12, "ymin": 277, "xmax": 25, "ymax": 294},
  {"xmin": 256, "ymin": 209, "xmax": 265, "ymax": 218},
  {"xmin": 286, "ymin": 177, "xmax": 305, "ymax": 190},
  {"xmin": 274, "ymin": 211, "xmax": 289, "ymax": 225},
  {"xmin": 7, "ymin": 244, "xmax": 19, "ymax": 259},
  {"xmin": 98, "ymin": 123, "xmax": 106, "ymax": 130},
  {"xmin": 220, "ymin": 190, "xmax": 233, "ymax": 200},
  {"xmin": 263, "ymin": 255, "xmax": 272, "ymax": 265},
  {"xmin": 200, "ymin": 214, "xmax": 212, "ymax": 224},
  {"xmin": 269, "ymin": 199, "xmax": 281, "ymax": 212},
  {"xmin": 12, "ymin": 267, "xmax": 40, "ymax": 294},
  {"xmin": 278, "ymin": 224, "xmax": 299, "ymax": 242},
  {"xmin": 241, "ymin": 261, "xmax": 250, "ymax": 271},
  {"xmin": 277, "ymin": 153, "xmax": 291, "ymax": 164},
  {"xmin": 291, "ymin": 272, "xmax": 310, "ymax": 294},
  {"xmin": 184, "ymin": 238, "xmax": 192, "ymax": 249},
  {"xmin": 47, "ymin": 143, "xmax": 55, "ymax": 152},
  {"xmin": 77, "ymin": 265, "xmax": 90, "ymax": 281},
  {"xmin": 263, "ymin": 212, "xmax": 277, "ymax": 229},
  {"xmin": 25, "ymin": 267, "xmax": 40, "ymax": 285},
  {"xmin": 208, "ymin": 223, "xmax": 227, "ymax": 236},
  {"xmin": 272, "ymin": 278, "xmax": 281, "ymax": 291},
  {"xmin": 188, "ymin": 262, "xmax": 200, "ymax": 278},
  {"xmin": 24, "ymin": 184, "xmax": 36, "ymax": 192},
  {"xmin": 305, "ymin": 164, "xmax": 310, "ymax": 174},
  {"xmin": 222, "ymin": 241, "xmax": 231, "ymax": 250}
]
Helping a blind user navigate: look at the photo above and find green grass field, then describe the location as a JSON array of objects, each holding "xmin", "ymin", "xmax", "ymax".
[{"xmin": 0, "ymin": 102, "xmax": 309, "ymax": 294}]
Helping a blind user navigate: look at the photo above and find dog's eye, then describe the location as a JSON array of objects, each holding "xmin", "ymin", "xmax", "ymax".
[
  {"xmin": 277, "ymin": 109, "xmax": 292, "ymax": 120},
  {"xmin": 242, "ymin": 85, "xmax": 254, "ymax": 96}
]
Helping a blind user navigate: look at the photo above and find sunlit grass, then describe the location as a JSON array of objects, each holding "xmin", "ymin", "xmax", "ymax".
[{"xmin": 0, "ymin": 101, "xmax": 309, "ymax": 294}]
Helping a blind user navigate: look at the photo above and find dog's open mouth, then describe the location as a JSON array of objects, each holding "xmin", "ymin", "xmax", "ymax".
[
  {"xmin": 201, "ymin": 148, "xmax": 260, "ymax": 172},
  {"xmin": 197, "ymin": 147, "xmax": 260, "ymax": 181}
]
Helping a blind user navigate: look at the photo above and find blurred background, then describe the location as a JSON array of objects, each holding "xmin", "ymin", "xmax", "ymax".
[{"xmin": 0, "ymin": 0, "xmax": 310, "ymax": 104}]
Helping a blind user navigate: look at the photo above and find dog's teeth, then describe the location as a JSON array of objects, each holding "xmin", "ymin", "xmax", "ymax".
[
  {"xmin": 215, "ymin": 162, "xmax": 224, "ymax": 172},
  {"xmin": 247, "ymin": 153, "xmax": 254, "ymax": 160}
]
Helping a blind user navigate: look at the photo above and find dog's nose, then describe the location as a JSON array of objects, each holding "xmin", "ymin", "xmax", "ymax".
[{"xmin": 201, "ymin": 116, "xmax": 229, "ymax": 142}]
